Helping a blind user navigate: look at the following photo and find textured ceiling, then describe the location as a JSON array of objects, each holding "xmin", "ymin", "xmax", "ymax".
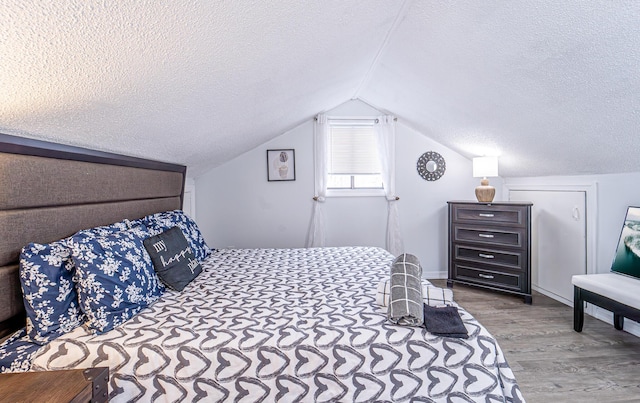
[{"xmin": 2, "ymin": 1, "xmax": 640, "ymax": 177}]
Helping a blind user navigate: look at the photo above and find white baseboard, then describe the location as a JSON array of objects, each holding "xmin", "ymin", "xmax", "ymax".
[
  {"xmin": 532, "ymin": 285, "xmax": 572, "ymax": 307},
  {"xmin": 423, "ymin": 270, "xmax": 447, "ymax": 280}
]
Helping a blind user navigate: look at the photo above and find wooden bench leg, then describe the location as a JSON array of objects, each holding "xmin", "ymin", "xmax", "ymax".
[
  {"xmin": 614, "ymin": 313, "xmax": 624, "ymax": 330},
  {"xmin": 573, "ymin": 280, "xmax": 640, "ymax": 333},
  {"xmin": 574, "ymin": 286, "xmax": 584, "ymax": 332}
]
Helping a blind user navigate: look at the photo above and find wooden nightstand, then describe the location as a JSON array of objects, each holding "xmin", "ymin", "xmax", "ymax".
[{"xmin": 0, "ymin": 367, "xmax": 109, "ymax": 402}]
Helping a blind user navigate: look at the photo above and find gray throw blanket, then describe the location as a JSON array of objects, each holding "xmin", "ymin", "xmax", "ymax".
[
  {"xmin": 388, "ymin": 253, "xmax": 424, "ymax": 326},
  {"xmin": 423, "ymin": 304, "xmax": 468, "ymax": 338}
]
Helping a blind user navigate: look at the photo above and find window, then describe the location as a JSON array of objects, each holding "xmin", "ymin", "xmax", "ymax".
[{"xmin": 326, "ymin": 119, "xmax": 383, "ymax": 193}]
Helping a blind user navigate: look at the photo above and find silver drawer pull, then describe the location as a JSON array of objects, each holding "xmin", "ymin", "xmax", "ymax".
[
  {"xmin": 479, "ymin": 213, "xmax": 494, "ymax": 217},
  {"xmin": 479, "ymin": 274, "xmax": 495, "ymax": 279},
  {"xmin": 478, "ymin": 233, "xmax": 494, "ymax": 238},
  {"xmin": 478, "ymin": 253, "xmax": 495, "ymax": 259}
]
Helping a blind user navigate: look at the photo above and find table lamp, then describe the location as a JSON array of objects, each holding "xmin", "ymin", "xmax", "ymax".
[{"xmin": 473, "ymin": 156, "xmax": 498, "ymax": 202}]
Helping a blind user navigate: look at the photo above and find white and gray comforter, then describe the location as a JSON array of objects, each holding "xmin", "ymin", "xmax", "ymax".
[{"xmin": 27, "ymin": 246, "xmax": 523, "ymax": 402}]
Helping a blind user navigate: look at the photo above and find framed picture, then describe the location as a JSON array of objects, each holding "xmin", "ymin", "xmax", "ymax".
[
  {"xmin": 267, "ymin": 149, "xmax": 296, "ymax": 181},
  {"xmin": 611, "ymin": 206, "xmax": 640, "ymax": 279}
]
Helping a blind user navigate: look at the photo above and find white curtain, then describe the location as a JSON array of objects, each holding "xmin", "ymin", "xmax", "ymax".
[
  {"xmin": 306, "ymin": 114, "xmax": 329, "ymax": 247},
  {"xmin": 374, "ymin": 115, "xmax": 404, "ymax": 256}
]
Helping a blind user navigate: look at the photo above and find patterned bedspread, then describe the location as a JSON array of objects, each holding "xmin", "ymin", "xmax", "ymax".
[{"xmin": 22, "ymin": 247, "xmax": 523, "ymax": 402}]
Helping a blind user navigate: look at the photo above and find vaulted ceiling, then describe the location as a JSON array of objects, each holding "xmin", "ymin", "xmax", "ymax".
[{"xmin": 2, "ymin": 1, "xmax": 639, "ymax": 177}]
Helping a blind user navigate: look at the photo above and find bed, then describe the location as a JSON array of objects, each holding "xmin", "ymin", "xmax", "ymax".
[{"xmin": 0, "ymin": 134, "xmax": 523, "ymax": 402}]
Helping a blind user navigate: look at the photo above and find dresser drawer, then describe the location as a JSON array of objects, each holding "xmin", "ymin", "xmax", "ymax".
[
  {"xmin": 453, "ymin": 245, "xmax": 523, "ymax": 269},
  {"xmin": 453, "ymin": 264, "xmax": 522, "ymax": 290},
  {"xmin": 451, "ymin": 205, "xmax": 527, "ymax": 226},
  {"xmin": 453, "ymin": 226, "xmax": 525, "ymax": 248}
]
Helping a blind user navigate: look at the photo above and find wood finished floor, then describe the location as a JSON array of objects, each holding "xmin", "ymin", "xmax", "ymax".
[{"xmin": 429, "ymin": 280, "xmax": 640, "ymax": 403}]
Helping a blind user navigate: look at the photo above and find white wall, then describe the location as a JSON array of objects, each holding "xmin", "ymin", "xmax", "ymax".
[
  {"xmin": 182, "ymin": 177, "xmax": 196, "ymax": 220},
  {"xmin": 195, "ymin": 100, "xmax": 497, "ymax": 278}
]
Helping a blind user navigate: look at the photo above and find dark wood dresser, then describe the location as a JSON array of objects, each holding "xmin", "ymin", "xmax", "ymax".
[
  {"xmin": 0, "ymin": 367, "xmax": 109, "ymax": 402},
  {"xmin": 447, "ymin": 201, "xmax": 533, "ymax": 304}
]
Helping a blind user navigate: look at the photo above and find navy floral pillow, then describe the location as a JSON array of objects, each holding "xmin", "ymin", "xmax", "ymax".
[
  {"xmin": 0, "ymin": 328, "xmax": 42, "ymax": 372},
  {"xmin": 136, "ymin": 210, "xmax": 212, "ymax": 261},
  {"xmin": 19, "ymin": 241, "xmax": 84, "ymax": 345},
  {"xmin": 69, "ymin": 225, "xmax": 165, "ymax": 334},
  {"xmin": 18, "ymin": 219, "xmax": 132, "ymax": 344},
  {"xmin": 73, "ymin": 219, "xmax": 131, "ymax": 238}
]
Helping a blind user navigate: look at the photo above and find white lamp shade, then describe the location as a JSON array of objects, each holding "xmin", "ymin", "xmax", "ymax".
[{"xmin": 472, "ymin": 156, "xmax": 499, "ymax": 178}]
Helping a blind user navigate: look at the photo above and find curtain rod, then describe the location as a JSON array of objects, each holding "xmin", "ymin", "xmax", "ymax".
[
  {"xmin": 313, "ymin": 196, "xmax": 399, "ymax": 201},
  {"xmin": 314, "ymin": 116, "xmax": 398, "ymax": 122}
]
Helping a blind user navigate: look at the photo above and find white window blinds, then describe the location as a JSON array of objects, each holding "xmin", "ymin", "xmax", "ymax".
[{"xmin": 328, "ymin": 124, "xmax": 380, "ymax": 175}]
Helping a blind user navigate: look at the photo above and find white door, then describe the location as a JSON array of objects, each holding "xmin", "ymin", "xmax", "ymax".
[{"xmin": 509, "ymin": 190, "xmax": 587, "ymax": 306}]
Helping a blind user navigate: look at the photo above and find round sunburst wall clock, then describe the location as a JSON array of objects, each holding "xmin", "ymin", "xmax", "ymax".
[{"xmin": 416, "ymin": 151, "xmax": 446, "ymax": 181}]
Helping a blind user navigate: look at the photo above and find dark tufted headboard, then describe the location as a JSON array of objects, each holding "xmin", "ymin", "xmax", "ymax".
[{"xmin": 0, "ymin": 133, "xmax": 186, "ymax": 340}]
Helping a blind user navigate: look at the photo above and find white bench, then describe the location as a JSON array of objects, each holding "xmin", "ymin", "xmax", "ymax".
[{"xmin": 572, "ymin": 273, "xmax": 640, "ymax": 332}]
